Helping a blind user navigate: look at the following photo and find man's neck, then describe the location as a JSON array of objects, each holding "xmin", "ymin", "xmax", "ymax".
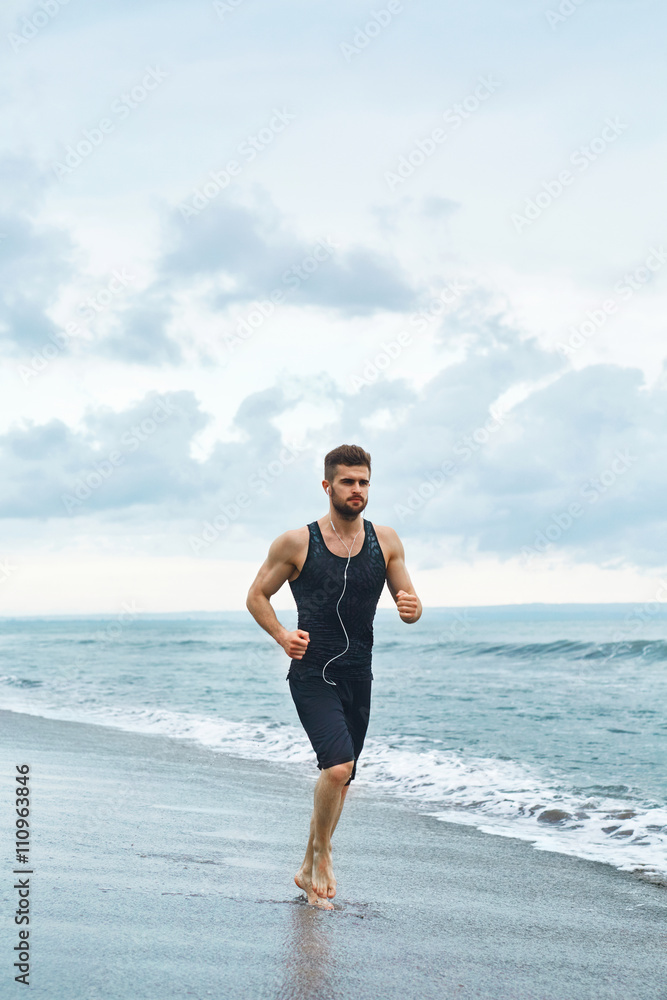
[{"xmin": 328, "ymin": 513, "xmax": 364, "ymax": 538}]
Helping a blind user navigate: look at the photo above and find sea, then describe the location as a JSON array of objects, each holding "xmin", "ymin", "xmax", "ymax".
[{"xmin": 1, "ymin": 604, "xmax": 665, "ymax": 884}]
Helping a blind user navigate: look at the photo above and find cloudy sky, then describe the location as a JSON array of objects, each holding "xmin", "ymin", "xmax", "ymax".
[{"xmin": 1, "ymin": 0, "xmax": 666, "ymax": 614}]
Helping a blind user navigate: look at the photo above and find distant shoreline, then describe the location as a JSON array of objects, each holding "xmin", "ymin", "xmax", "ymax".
[{"xmin": 2, "ymin": 601, "xmax": 667, "ymax": 620}]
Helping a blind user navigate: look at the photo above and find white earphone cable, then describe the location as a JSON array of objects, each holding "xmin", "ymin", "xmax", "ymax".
[{"xmin": 321, "ymin": 512, "xmax": 363, "ymax": 687}]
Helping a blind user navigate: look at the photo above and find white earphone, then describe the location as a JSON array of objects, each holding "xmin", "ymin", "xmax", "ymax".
[{"xmin": 321, "ymin": 482, "xmax": 365, "ymax": 686}]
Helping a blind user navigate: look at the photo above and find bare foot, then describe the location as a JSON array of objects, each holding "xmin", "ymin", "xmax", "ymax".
[
  {"xmin": 311, "ymin": 844, "xmax": 337, "ymax": 899},
  {"xmin": 294, "ymin": 869, "xmax": 334, "ymax": 909}
]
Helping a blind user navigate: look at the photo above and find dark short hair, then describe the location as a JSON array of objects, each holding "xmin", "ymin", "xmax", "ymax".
[{"xmin": 324, "ymin": 444, "xmax": 371, "ymax": 484}]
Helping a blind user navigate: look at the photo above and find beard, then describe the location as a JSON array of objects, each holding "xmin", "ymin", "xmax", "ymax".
[{"xmin": 330, "ymin": 488, "xmax": 368, "ymax": 521}]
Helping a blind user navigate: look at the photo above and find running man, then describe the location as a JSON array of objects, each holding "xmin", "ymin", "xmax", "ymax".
[{"xmin": 246, "ymin": 443, "xmax": 422, "ymax": 908}]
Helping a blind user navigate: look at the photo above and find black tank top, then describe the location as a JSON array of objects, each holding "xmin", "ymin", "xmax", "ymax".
[{"xmin": 288, "ymin": 518, "xmax": 387, "ymax": 679}]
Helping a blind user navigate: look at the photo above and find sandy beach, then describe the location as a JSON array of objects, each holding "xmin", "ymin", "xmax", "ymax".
[{"xmin": 2, "ymin": 707, "xmax": 666, "ymax": 1000}]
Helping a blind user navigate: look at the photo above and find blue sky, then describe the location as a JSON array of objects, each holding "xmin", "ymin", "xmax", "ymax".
[{"xmin": 1, "ymin": 0, "xmax": 666, "ymax": 613}]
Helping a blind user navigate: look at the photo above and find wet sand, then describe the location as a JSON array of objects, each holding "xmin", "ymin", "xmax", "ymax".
[{"xmin": 1, "ymin": 708, "xmax": 666, "ymax": 1000}]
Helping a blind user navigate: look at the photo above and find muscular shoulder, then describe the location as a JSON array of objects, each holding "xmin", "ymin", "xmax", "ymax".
[
  {"xmin": 269, "ymin": 525, "xmax": 310, "ymax": 563},
  {"xmin": 371, "ymin": 523, "xmax": 403, "ymax": 555}
]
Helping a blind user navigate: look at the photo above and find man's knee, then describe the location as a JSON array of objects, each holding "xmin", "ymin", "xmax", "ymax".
[{"xmin": 326, "ymin": 760, "xmax": 354, "ymax": 784}]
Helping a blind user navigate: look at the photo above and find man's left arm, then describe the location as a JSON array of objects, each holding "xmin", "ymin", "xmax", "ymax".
[{"xmin": 384, "ymin": 527, "xmax": 422, "ymax": 624}]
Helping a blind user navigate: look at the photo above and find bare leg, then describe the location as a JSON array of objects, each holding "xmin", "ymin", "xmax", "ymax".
[
  {"xmin": 310, "ymin": 763, "xmax": 353, "ymax": 899},
  {"xmin": 294, "ymin": 763, "xmax": 353, "ymax": 907},
  {"xmin": 298, "ymin": 782, "xmax": 349, "ymax": 875},
  {"xmin": 330, "ymin": 782, "xmax": 349, "ymax": 838}
]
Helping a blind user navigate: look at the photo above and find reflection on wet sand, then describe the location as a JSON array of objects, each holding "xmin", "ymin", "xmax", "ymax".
[{"xmin": 276, "ymin": 897, "xmax": 340, "ymax": 1000}]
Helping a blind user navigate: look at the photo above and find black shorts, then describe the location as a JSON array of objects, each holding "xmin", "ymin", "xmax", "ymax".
[{"xmin": 287, "ymin": 669, "xmax": 373, "ymax": 784}]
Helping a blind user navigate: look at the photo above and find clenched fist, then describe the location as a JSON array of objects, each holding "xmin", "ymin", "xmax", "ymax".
[
  {"xmin": 396, "ymin": 590, "xmax": 419, "ymax": 622},
  {"xmin": 281, "ymin": 628, "xmax": 310, "ymax": 659}
]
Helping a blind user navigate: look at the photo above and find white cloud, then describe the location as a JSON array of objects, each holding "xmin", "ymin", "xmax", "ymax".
[{"xmin": 2, "ymin": 0, "xmax": 667, "ymax": 610}]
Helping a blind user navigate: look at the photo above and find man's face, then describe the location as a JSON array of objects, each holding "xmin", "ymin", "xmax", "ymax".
[{"xmin": 328, "ymin": 465, "xmax": 370, "ymax": 520}]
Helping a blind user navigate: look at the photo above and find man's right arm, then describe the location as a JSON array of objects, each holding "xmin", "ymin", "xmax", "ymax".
[{"xmin": 245, "ymin": 531, "xmax": 310, "ymax": 660}]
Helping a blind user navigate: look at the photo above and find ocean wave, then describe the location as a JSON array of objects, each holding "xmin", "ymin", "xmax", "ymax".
[
  {"xmin": 358, "ymin": 740, "xmax": 667, "ymax": 883},
  {"xmin": 25, "ymin": 633, "xmax": 667, "ymax": 663},
  {"xmin": 1, "ymin": 689, "xmax": 665, "ymax": 883},
  {"xmin": 0, "ymin": 675, "xmax": 43, "ymax": 688},
  {"xmin": 63, "ymin": 638, "xmax": 252, "ymax": 651},
  {"xmin": 390, "ymin": 638, "xmax": 667, "ymax": 663}
]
